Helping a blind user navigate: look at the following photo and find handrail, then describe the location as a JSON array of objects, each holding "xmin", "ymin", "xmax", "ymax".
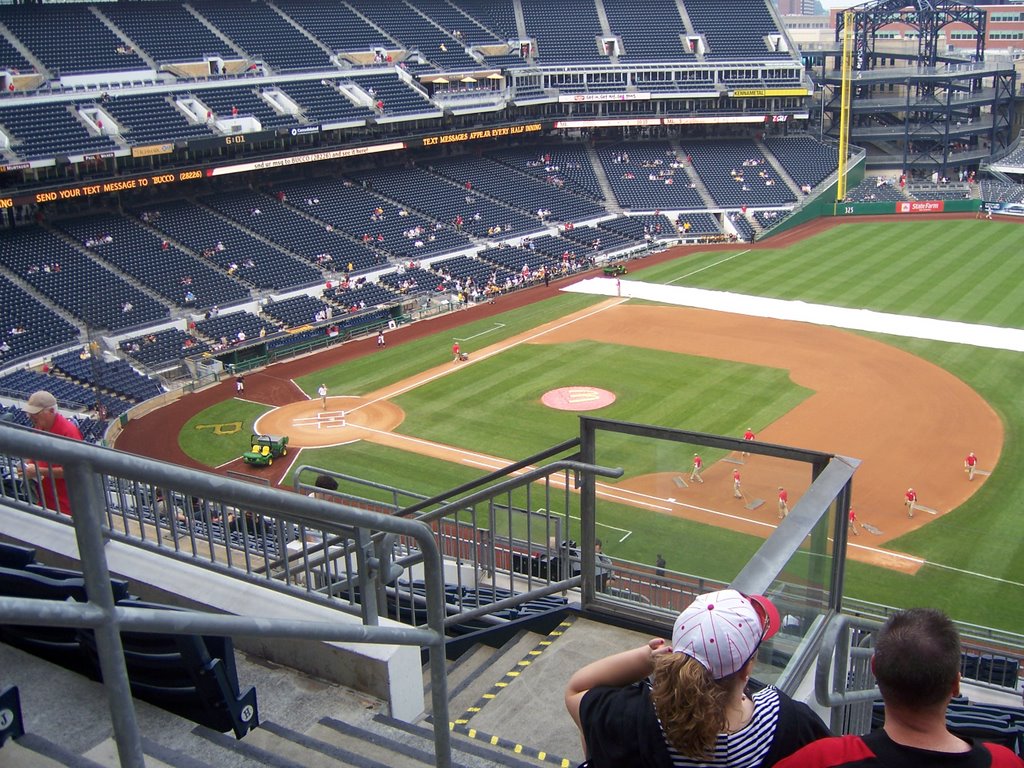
[{"xmin": 0, "ymin": 421, "xmax": 454, "ymax": 768}]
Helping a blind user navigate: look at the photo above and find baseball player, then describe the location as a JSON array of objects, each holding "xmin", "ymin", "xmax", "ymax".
[
  {"xmin": 732, "ymin": 468, "xmax": 743, "ymax": 499},
  {"xmin": 777, "ymin": 487, "xmax": 789, "ymax": 519},
  {"xmin": 689, "ymin": 453, "xmax": 704, "ymax": 484},
  {"xmin": 742, "ymin": 427, "xmax": 755, "ymax": 457},
  {"xmin": 905, "ymin": 488, "xmax": 917, "ymax": 518},
  {"xmin": 964, "ymin": 451, "xmax": 978, "ymax": 481},
  {"xmin": 848, "ymin": 507, "xmax": 859, "ymax": 536}
]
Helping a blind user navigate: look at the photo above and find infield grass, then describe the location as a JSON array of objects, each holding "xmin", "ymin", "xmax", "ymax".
[{"xmin": 181, "ymin": 218, "xmax": 1024, "ymax": 632}]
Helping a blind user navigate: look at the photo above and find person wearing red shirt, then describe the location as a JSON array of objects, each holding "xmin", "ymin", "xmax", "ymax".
[
  {"xmin": 848, "ymin": 507, "xmax": 859, "ymax": 536},
  {"xmin": 742, "ymin": 427, "xmax": 756, "ymax": 457},
  {"xmin": 777, "ymin": 487, "xmax": 789, "ymax": 519},
  {"xmin": 22, "ymin": 390, "xmax": 83, "ymax": 516},
  {"xmin": 904, "ymin": 488, "xmax": 917, "ymax": 518},
  {"xmin": 452, "ymin": 341, "xmax": 461, "ymax": 363},
  {"xmin": 964, "ymin": 451, "xmax": 978, "ymax": 481},
  {"xmin": 774, "ymin": 608, "xmax": 1024, "ymax": 768},
  {"xmin": 689, "ymin": 453, "xmax": 704, "ymax": 484},
  {"xmin": 732, "ymin": 468, "xmax": 742, "ymax": 499}
]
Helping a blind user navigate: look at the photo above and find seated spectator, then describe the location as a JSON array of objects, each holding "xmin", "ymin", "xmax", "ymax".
[
  {"xmin": 775, "ymin": 608, "xmax": 1024, "ymax": 768},
  {"xmin": 565, "ymin": 589, "xmax": 829, "ymax": 767}
]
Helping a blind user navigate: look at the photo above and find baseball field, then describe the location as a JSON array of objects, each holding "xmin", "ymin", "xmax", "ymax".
[{"xmin": 117, "ymin": 215, "xmax": 1024, "ymax": 634}]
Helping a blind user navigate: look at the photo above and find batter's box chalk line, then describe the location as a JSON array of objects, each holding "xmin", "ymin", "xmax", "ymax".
[{"xmin": 745, "ymin": 499, "xmax": 765, "ymax": 511}]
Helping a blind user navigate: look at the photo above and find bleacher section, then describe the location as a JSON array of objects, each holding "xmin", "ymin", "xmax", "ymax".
[
  {"xmin": 598, "ymin": 213, "xmax": 680, "ymax": 241},
  {"xmin": 0, "ymin": 102, "xmax": 117, "ymax": 161},
  {"xmin": 275, "ymin": 79, "xmax": 373, "ymax": 126},
  {"xmin": 604, "ymin": 0, "xmax": 696, "ymax": 63},
  {"xmin": 762, "ymin": 135, "xmax": 838, "ymax": 190},
  {"xmin": 487, "ymin": 146, "xmax": 605, "ymax": 201},
  {"xmin": 99, "ymin": 2, "xmax": 236, "ymax": 66},
  {"xmin": 350, "ymin": 73, "xmax": 439, "ymax": 117},
  {"xmin": 684, "ymin": 139, "xmax": 796, "ymax": 208},
  {"xmin": 348, "ymin": 165, "xmax": 541, "ymax": 239},
  {"xmin": 273, "ymin": 176, "xmax": 472, "ymax": 260},
  {"xmin": 273, "ymin": 0, "xmax": 392, "ymax": 56},
  {"xmin": 0, "ymin": 367, "xmax": 130, "ymax": 418},
  {"xmin": 200, "ymin": 189, "xmax": 388, "ymax": 274},
  {"xmin": 324, "ymin": 281, "xmax": 399, "ymax": 310},
  {"xmin": 51, "ymin": 350, "xmax": 162, "ymax": 403},
  {"xmin": 682, "ymin": 0, "xmax": 789, "ymax": 60},
  {"xmin": 190, "ymin": 0, "xmax": 332, "ymax": 72},
  {"xmin": 190, "ymin": 85, "xmax": 299, "ymax": 129},
  {"xmin": 430, "ymin": 156, "xmax": 606, "ymax": 223},
  {"xmin": 844, "ymin": 177, "xmax": 907, "ymax": 202},
  {"xmin": 195, "ymin": 311, "xmax": 277, "ymax": 347},
  {"xmin": 121, "ymin": 328, "xmax": 209, "ymax": 368},
  {"xmin": 344, "ymin": 0, "xmax": 479, "ymax": 72},
  {"xmin": 597, "ymin": 142, "xmax": 705, "ymax": 210},
  {"xmin": 133, "ymin": 200, "xmax": 321, "ymax": 292},
  {"xmin": 262, "ymin": 294, "xmax": 333, "ymax": 328},
  {"xmin": 55, "ymin": 213, "xmax": 250, "ymax": 310},
  {"xmin": 521, "ymin": 0, "xmax": 606, "ymax": 64},
  {"xmin": 99, "ymin": 93, "xmax": 213, "ymax": 145},
  {"xmin": 980, "ymin": 180, "xmax": 1024, "ymax": 204},
  {"xmin": 0, "ymin": 5, "xmax": 149, "ymax": 75},
  {"xmin": 0, "ymin": 276, "xmax": 79, "ymax": 362},
  {"xmin": 0, "ymin": 227, "xmax": 169, "ymax": 332}
]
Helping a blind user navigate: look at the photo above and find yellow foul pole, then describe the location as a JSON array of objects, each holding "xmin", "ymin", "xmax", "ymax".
[{"xmin": 836, "ymin": 9, "xmax": 854, "ymax": 202}]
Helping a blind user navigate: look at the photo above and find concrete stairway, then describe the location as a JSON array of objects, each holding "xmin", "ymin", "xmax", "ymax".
[{"xmin": 1, "ymin": 615, "xmax": 652, "ymax": 767}]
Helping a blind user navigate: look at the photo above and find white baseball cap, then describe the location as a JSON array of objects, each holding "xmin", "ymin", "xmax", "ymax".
[{"xmin": 671, "ymin": 589, "xmax": 780, "ymax": 680}]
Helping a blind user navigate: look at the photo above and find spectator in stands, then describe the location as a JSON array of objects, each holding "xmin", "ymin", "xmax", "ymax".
[
  {"xmin": 21, "ymin": 391, "xmax": 84, "ymax": 516},
  {"xmin": 565, "ymin": 589, "xmax": 829, "ymax": 767},
  {"xmin": 774, "ymin": 608, "xmax": 1024, "ymax": 768}
]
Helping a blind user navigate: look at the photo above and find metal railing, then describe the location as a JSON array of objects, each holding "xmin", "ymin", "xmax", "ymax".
[{"xmin": 0, "ymin": 422, "xmax": 454, "ymax": 768}]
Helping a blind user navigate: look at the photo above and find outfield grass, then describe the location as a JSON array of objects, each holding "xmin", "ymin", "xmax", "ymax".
[{"xmin": 180, "ymin": 219, "xmax": 1024, "ymax": 632}]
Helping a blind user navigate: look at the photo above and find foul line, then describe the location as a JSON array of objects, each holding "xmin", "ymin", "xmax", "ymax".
[
  {"xmin": 665, "ymin": 249, "xmax": 752, "ymax": 285},
  {"xmin": 454, "ymin": 322, "xmax": 506, "ymax": 342},
  {"xmin": 346, "ymin": 298, "xmax": 627, "ymax": 417}
]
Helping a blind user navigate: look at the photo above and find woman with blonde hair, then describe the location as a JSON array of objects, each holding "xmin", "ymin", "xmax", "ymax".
[{"xmin": 565, "ymin": 589, "xmax": 829, "ymax": 767}]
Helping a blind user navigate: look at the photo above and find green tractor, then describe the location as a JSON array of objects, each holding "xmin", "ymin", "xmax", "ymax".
[{"xmin": 242, "ymin": 434, "xmax": 289, "ymax": 467}]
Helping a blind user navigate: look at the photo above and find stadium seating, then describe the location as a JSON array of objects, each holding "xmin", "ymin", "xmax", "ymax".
[
  {"xmin": 132, "ymin": 200, "xmax": 321, "ymax": 292},
  {"xmin": 350, "ymin": 73, "xmax": 439, "ymax": 117},
  {"xmin": 682, "ymin": 0, "xmax": 789, "ymax": 61},
  {"xmin": 121, "ymin": 328, "xmax": 209, "ymax": 369},
  {"xmin": 54, "ymin": 213, "xmax": 250, "ymax": 310},
  {"xmin": 189, "ymin": 85, "xmax": 299, "ymax": 129},
  {"xmin": 487, "ymin": 146, "xmax": 605, "ymax": 201},
  {"xmin": 979, "ymin": 180, "xmax": 1024, "ymax": 204},
  {"xmin": 51, "ymin": 351, "xmax": 162, "ymax": 403},
  {"xmin": 348, "ymin": 165, "xmax": 542, "ymax": 239},
  {"xmin": 604, "ymin": 0, "xmax": 696, "ymax": 63},
  {"xmin": 0, "ymin": 5, "xmax": 149, "ymax": 75},
  {"xmin": 98, "ymin": 2, "xmax": 236, "ymax": 66},
  {"xmin": 683, "ymin": 139, "xmax": 796, "ymax": 208},
  {"xmin": 275, "ymin": 79, "xmax": 373, "ymax": 126},
  {"xmin": 0, "ymin": 275, "xmax": 80, "ymax": 363},
  {"xmin": 98, "ymin": 93, "xmax": 213, "ymax": 145},
  {"xmin": 262, "ymin": 294, "xmax": 333, "ymax": 328},
  {"xmin": 0, "ymin": 102, "xmax": 118, "ymax": 161},
  {"xmin": 762, "ymin": 135, "xmax": 838, "ymax": 190},
  {"xmin": 597, "ymin": 141, "xmax": 706, "ymax": 210},
  {"xmin": 324, "ymin": 282, "xmax": 399, "ymax": 310},
  {"xmin": 272, "ymin": 0, "xmax": 393, "ymax": 55},
  {"xmin": 0, "ymin": 227, "xmax": 169, "ymax": 332},
  {"xmin": 521, "ymin": 0, "xmax": 607, "ymax": 64},
  {"xmin": 190, "ymin": 0, "xmax": 332, "ymax": 72},
  {"xmin": 195, "ymin": 311, "xmax": 277, "ymax": 347}
]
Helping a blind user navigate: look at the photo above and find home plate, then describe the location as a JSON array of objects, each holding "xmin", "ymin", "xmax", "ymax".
[
  {"xmin": 745, "ymin": 499, "xmax": 764, "ymax": 510},
  {"xmin": 673, "ymin": 476, "xmax": 687, "ymax": 488}
]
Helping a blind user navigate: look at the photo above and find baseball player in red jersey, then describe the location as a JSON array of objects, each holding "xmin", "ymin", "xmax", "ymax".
[
  {"xmin": 964, "ymin": 451, "xmax": 978, "ymax": 481},
  {"xmin": 777, "ymin": 487, "xmax": 789, "ymax": 519},
  {"xmin": 732, "ymin": 468, "xmax": 742, "ymax": 498},
  {"xmin": 689, "ymin": 453, "xmax": 704, "ymax": 483},
  {"xmin": 848, "ymin": 507, "xmax": 859, "ymax": 536},
  {"xmin": 905, "ymin": 488, "xmax": 917, "ymax": 518},
  {"xmin": 742, "ymin": 427, "xmax": 755, "ymax": 457}
]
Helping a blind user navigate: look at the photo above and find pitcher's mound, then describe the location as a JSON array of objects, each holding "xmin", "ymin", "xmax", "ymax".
[{"xmin": 254, "ymin": 397, "xmax": 405, "ymax": 448}]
